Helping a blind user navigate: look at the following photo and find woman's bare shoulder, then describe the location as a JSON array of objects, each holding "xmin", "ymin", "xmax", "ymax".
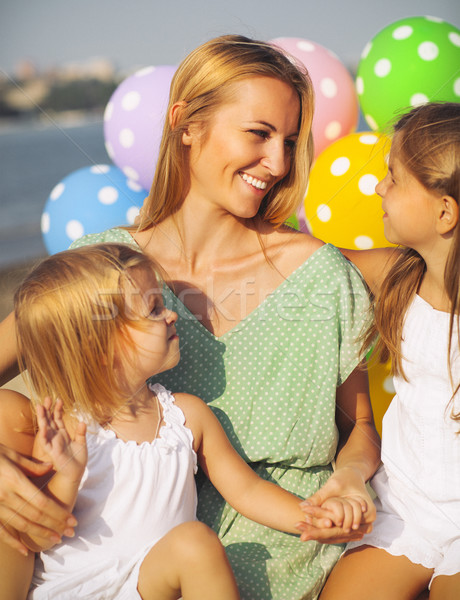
[{"xmin": 265, "ymin": 227, "xmax": 325, "ymax": 273}]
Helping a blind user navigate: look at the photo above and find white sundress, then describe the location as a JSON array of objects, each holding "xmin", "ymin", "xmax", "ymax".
[
  {"xmin": 349, "ymin": 295, "xmax": 460, "ymax": 583},
  {"xmin": 28, "ymin": 384, "xmax": 198, "ymax": 600}
]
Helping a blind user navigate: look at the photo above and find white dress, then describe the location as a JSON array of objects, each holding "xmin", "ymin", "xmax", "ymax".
[
  {"xmin": 349, "ymin": 295, "xmax": 460, "ymax": 582},
  {"xmin": 28, "ymin": 384, "xmax": 198, "ymax": 600}
]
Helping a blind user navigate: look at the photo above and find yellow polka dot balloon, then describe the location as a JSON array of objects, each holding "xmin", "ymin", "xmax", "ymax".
[
  {"xmin": 367, "ymin": 357, "xmax": 395, "ymax": 436},
  {"xmin": 304, "ymin": 132, "xmax": 393, "ymax": 250}
]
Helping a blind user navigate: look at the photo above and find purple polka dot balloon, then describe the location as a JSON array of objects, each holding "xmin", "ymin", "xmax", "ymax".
[{"xmin": 104, "ymin": 65, "xmax": 176, "ymax": 192}]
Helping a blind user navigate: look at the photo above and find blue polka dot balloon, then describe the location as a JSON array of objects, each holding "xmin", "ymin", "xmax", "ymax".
[
  {"xmin": 357, "ymin": 16, "xmax": 460, "ymax": 131},
  {"xmin": 41, "ymin": 164, "xmax": 147, "ymax": 254}
]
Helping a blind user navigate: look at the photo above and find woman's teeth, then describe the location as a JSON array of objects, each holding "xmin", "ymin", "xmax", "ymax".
[{"xmin": 241, "ymin": 173, "xmax": 267, "ymax": 190}]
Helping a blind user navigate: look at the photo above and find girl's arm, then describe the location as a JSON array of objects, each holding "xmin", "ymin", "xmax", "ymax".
[
  {"xmin": 177, "ymin": 394, "xmax": 306, "ymax": 534},
  {"xmin": 20, "ymin": 398, "xmax": 87, "ymax": 552},
  {"xmin": 340, "ymin": 247, "xmax": 400, "ymax": 294},
  {"xmin": 0, "ymin": 313, "xmax": 20, "ymax": 386},
  {"xmin": 299, "ymin": 366, "xmax": 381, "ymax": 543}
]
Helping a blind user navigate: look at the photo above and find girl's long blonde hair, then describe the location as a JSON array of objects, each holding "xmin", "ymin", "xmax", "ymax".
[
  {"xmin": 135, "ymin": 34, "xmax": 315, "ymax": 229},
  {"xmin": 15, "ymin": 243, "xmax": 161, "ymax": 424},
  {"xmin": 365, "ymin": 103, "xmax": 460, "ymax": 419}
]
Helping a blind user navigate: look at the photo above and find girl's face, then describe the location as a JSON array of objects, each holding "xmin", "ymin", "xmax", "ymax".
[
  {"xmin": 117, "ymin": 269, "xmax": 179, "ymax": 388},
  {"xmin": 376, "ymin": 138, "xmax": 441, "ymax": 251},
  {"xmin": 183, "ymin": 76, "xmax": 300, "ymax": 219}
]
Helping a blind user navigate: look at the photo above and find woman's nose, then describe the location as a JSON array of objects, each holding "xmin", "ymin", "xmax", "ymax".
[{"xmin": 261, "ymin": 140, "xmax": 289, "ymax": 177}]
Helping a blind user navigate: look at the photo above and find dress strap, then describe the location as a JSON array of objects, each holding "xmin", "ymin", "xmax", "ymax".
[{"xmin": 149, "ymin": 382, "xmax": 176, "ymax": 410}]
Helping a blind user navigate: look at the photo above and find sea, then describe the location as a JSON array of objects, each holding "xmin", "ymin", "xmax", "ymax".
[
  {"xmin": 0, "ymin": 114, "xmax": 109, "ymax": 269},
  {"xmin": 0, "ymin": 112, "xmax": 371, "ymax": 271}
]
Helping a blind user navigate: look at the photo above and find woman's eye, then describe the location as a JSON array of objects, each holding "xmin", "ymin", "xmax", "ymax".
[
  {"xmin": 250, "ymin": 129, "xmax": 269, "ymax": 139},
  {"xmin": 284, "ymin": 139, "xmax": 296, "ymax": 151}
]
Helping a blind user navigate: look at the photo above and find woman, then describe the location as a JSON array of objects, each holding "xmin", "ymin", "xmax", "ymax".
[{"xmin": 0, "ymin": 35, "xmax": 380, "ymax": 600}]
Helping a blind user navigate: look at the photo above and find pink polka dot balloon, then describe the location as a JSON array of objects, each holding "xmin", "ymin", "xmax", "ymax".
[
  {"xmin": 269, "ymin": 37, "xmax": 359, "ymax": 158},
  {"xmin": 104, "ymin": 65, "xmax": 176, "ymax": 192}
]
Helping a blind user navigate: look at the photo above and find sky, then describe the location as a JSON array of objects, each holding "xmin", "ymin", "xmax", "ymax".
[{"xmin": 2, "ymin": 0, "xmax": 459, "ymax": 77}]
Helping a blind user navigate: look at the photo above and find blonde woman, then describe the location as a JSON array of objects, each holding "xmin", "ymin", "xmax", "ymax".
[{"xmin": 0, "ymin": 35, "xmax": 380, "ymax": 600}]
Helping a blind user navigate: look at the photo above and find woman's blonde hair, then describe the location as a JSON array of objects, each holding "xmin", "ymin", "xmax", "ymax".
[
  {"xmin": 365, "ymin": 102, "xmax": 460, "ymax": 419},
  {"xmin": 136, "ymin": 34, "xmax": 314, "ymax": 229},
  {"xmin": 15, "ymin": 243, "xmax": 161, "ymax": 424}
]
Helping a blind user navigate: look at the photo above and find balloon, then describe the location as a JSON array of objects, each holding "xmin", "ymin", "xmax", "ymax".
[
  {"xmin": 269, "ymin": 37, "xmax": 359, "ymax": 157},
  {"xmin": 41, "ymin": 165, "xmax": 147, "ymax": 254},
  {"xmin": 104, "ymin": 65, "xmax": 176, "ymax": 192},
  {"xmin": 304, "ymin": 132, "xmax": 393, "ymax": 250},
  {"xmin": 357, "ymin": 16, "xmax": 460, "ymax": 131},
  {"xmin": 367, "ymin": 358, "xmax": 394, "ymax": 436}
]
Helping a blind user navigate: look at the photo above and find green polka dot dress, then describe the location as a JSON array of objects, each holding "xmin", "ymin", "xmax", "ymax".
[{"xmin": 71, "ymin": 228, "xmax": 370, "ymax": 600}]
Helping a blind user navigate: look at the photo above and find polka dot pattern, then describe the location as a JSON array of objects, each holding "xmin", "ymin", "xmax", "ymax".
[
  {"xmin": 357, "ymin": 16, "xmax": 460, "ymax": 131},
  {"xmin": 42, "ymin": 166, "xmax": 147, "ymax": 254},
  {"xmin": 269, "ymin": 37, "xmax": 359, "ymax": 157},
  {"xmin": 305, "ymin": 132, "xmax": 392, "ymax": 250},
  {"xmin": 103, "ymin": 65, "xmax": 176, "ymax": 191},
  {"xmin": 71, "ymin": 230, "xmax": 371, "ymax": 599}
]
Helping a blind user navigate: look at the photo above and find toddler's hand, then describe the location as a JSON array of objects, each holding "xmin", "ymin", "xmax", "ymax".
[
  {"xmin": 300, "ymin": 495, "xmax": 368, "ymax": 532},
  {"xmin": 36, "ymin": 397, "xmax": 87, "ymax": 484}
]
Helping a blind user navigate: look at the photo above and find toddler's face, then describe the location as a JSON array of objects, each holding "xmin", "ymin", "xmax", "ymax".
[{"xmin": 116, "ymin": 269, "xmax": 180, "ymax": 391}]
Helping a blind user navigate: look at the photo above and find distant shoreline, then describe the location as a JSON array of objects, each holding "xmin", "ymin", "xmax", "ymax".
[{"xmin": 0, "ymin": 109, "xmax": 104, "ymax": 135}]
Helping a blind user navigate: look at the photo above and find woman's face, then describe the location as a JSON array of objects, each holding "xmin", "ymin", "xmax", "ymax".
[{"xmin": 183, "ymin": 76, "xmax": 300, "ymax": 219}]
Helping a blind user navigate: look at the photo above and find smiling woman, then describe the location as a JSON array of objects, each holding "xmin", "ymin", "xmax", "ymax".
[
  {"xmin": 0, "ymin": 35, "xmax": 381, "ymax": 600},
  {"xmin": 180, "ymin": 77, "xmax": 300, "ymax": 221}
]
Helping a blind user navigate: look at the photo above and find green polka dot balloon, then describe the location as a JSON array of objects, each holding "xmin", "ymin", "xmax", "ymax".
[{"xmin": 356, "ymin": 16, "xmax": 460, "ymax": 131}]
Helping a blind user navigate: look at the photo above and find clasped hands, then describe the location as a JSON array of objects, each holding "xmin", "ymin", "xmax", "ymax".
[{"xmin": 296, "ymin": 466, "xmax": 376, "ymax": 544}]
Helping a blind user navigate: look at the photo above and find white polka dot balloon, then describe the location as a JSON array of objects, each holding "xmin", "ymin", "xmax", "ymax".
[
  {"xmin": 357, "ymin": 16, "xmax": 460, "ymax": 131},
  {"xmin": 269, "ymin": 37, "xmax": 359, "ymax": 158},
  {"xmin": 41, "ymin": 165, "xmax": 147, "ymax": 254},
  {"xmin": 304, "ymin": 132, "xmax": 394, "ymax": 250},
  {"xmin": 104, "ymin": 65, "xmax": 176, "ymax": 192}
]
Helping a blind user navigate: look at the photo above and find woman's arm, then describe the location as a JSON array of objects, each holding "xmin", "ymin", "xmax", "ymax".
[
  {"xmin": 0, "ymin": 313, "xmax": 20, "ymax": 386},
  {"xmin": 178, "ymin": 394, "xmax": 306, "ymax": 534},
  {"xmin": 20, "ymin": 398, "xmax": 87, "ymax": 552},
  {"xmin": 0, "ymin": 390, "xmax": 78, "ymax": 554},
  {"xmin": 299, "ymin": 366, "xmax": 381, "ymax": 543}
]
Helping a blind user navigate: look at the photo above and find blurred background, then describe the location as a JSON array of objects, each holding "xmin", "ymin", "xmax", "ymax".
[
  {"xmin": 1, "ymin": 0, "xmax": 458, "ymax": 275},
  {"xmin": 1, "ymin": 0, "xmax": 459, "ymax": 415}
]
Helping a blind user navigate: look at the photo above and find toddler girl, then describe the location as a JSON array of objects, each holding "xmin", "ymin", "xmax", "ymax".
[{"xmin": 11, "ymin": 242, "xmax": 312, "ymax": 600}]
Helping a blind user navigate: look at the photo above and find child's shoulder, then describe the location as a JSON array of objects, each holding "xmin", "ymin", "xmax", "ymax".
[
  {"xmin": 172, "ymin": 392, "xmax": 209, "ymax": 417},
  {"xmin": 171, "ymin": 392, "xmax": 216, "ymax": 445}
]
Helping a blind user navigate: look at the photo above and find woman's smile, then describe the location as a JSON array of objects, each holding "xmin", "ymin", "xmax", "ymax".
[{"xmin": 184, "ymin": 76, "xmax": 300, "ymax": 219}]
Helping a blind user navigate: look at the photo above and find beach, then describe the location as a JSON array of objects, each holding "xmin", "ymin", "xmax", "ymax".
[{"xmin": 0, "ymin": 116, "xmax": 108, "ymax": 394}]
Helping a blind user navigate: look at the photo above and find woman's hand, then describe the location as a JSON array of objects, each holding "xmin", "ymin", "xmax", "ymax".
[
  {"xmin": 0, "ymin": 443, "xmax": 77, "ymax": 555},
  {"xmin": 296, "ymin": 466, "xmax": 376, "ymax": 544}
]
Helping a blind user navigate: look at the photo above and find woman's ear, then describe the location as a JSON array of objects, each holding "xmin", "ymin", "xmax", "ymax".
[
  {"xmin": 169, "ymin": 101, "xmax": 187, "ymax": 128},
  {"xmin": 437, "ymin": 195, "xmax": 459, "ymax": 235},
  {"xmin": 169, "ymin": 101, "xmax": 195, "ymax": 146}
]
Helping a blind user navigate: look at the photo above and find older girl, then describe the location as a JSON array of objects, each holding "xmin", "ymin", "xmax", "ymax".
[{"xmin": 318, "ymin": 103, "xmax": 460, "ymax": 600}]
